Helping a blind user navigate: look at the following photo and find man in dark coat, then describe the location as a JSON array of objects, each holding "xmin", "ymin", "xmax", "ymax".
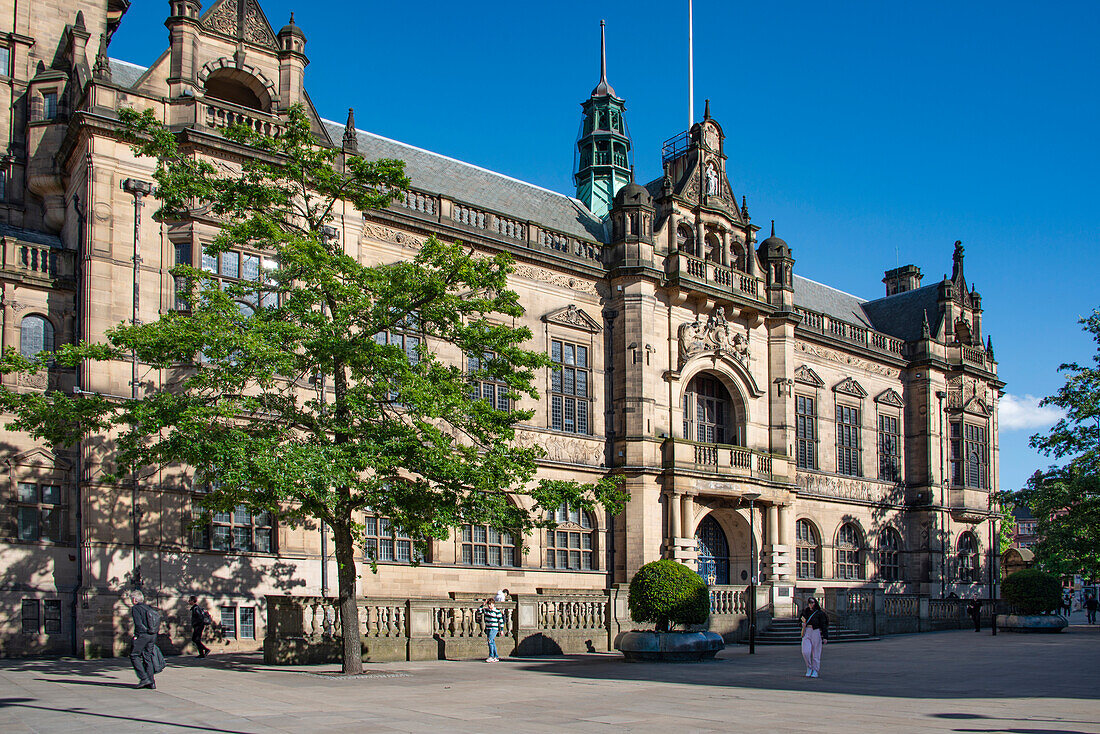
[
  {"xmin": 189, "ymin": 596, "xmax": 211, "ymax": 658},
  {"xmin": 1086, "ymin": 594, "xmax": 1098, "ymax": 625},
  {"xmin": 128, "ymin": 589, "xmax": 162, "ymax": 689},
  {"xmin": 967, "ymin": 598, "xmax": 982, "ymax": 632}
]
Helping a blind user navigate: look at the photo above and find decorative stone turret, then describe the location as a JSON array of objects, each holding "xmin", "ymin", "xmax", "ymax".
[
  {"xmin": 276, "ymin": 13, "xmax": 308, "ymax": 110},
  {"xmin": 574, "ymin": 21, "xmax": 631, "ymax": 219},
  {"xmin": 165, "ymin": 0, "xmax": 203, "ymax": 98},
  {"xmin": 883, "ymin": 264, "xmax": 922, "ymax": 296},
  {"xmin": 758, "ymin": 220, "xmax": 794, "ymax": 310},
  {"xmin": 342, "ymin": 108, "xmax": 358, "ymax": 154}
]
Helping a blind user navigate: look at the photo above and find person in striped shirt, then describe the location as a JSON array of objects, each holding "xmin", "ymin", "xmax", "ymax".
[{"xmin": 478, "ymin": 599, "xmax": 505, "ymax": 662}]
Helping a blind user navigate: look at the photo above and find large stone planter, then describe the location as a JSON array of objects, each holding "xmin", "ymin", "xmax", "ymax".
[
  {"xmin": 997, "ymin": 614, "xmax": 1068, "ymax": 633},
  {"xmin": 614, "ymin": 630, "xmax": 725, "ymax": 662}
]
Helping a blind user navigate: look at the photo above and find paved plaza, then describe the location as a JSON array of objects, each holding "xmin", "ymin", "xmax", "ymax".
[{"xmin": 1, "ymin": 619, "xmax": 1098, "ymax": 733}]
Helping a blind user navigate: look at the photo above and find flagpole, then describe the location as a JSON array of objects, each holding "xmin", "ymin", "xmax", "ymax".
[{"xmin": 688, "ymin": 0, "xmax": 694, "ymax": 129}]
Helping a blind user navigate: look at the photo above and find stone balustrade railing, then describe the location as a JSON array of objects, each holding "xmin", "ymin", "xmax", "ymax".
[
  {"xmin": 669, "ymin": 438, "xmax": 783, "ymax": 479},
  {"xmin": 1, "ymin": 240, "xmax": 74, "ymax": 282},
  {"xmin": 796, "ymin": 307, "xmax": 905, "ymax": 357},
  {"xmin": 670, "ymin": 253, "xmax": 763, "ymax": 300},
  {"xmin": 709, "ymin": 586, "xmax": 747, "ymax": 616}
]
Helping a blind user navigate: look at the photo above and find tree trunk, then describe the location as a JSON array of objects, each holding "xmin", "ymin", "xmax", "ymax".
[{"xmin": 332, "ymin": 519, "xmax": 363, "ymax": 675}]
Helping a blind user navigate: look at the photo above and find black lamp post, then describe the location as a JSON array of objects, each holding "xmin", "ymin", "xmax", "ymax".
[{"xmin": 744, "ymin": 491, "xmax": 761, "ymax": 654}]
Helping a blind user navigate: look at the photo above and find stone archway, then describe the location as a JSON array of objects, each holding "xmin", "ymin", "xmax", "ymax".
[{"xmin": 692, "ymin": 508, "xmax": 752, "ymax": 585}]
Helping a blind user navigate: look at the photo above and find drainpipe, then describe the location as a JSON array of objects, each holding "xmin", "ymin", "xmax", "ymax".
[{"xmin": 70, "ymin": 188, "xmax": 86, "ymax": 657}]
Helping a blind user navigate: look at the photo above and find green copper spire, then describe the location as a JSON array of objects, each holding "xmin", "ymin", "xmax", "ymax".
[{"xmin": 574, "ymin": 20, "xmax": 632, "ymax": 220}]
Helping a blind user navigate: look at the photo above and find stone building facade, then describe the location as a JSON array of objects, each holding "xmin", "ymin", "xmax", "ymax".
[{"xmin": 0, "ymin": 0, "xmax": 1003, "ymax": 656}]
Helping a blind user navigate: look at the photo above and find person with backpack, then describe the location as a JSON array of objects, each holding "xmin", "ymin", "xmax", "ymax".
[
  {"xmin": 128, "ymin": 589, "xmax": 164, "ymax": 689},
  {"xmin": 189, "ymin": 595, "xmax": 212, "ymax": 658}
]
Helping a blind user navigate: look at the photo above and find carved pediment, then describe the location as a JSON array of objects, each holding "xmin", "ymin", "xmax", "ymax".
[
  {"xmin": 677, "ymin": 305, "xmax": 750, "ymax": 369},
  {"xmin": 832, "ymin": 377, "xmax": 868, "ymax": 398},
  {"xmin": 875, "ymin": 388, "xmax": 904, "ymax": 407},
  {"xmin": 794, "ymin": 365, "xmax": 824, "ymax": 387},
  {"xmin": 203, "ymin": 0, "xmax": 278, "ymax": 48},
  {"xmin": 543, "ymin": 304, "xmax": 602, "ymax": 333},
  {"xmin": 3, "ymin": 447, "xmax": 72, "ymax": 471},
  {"xmin": 964, "ymin": 397, "xmax": 992, "ymax": 416}
]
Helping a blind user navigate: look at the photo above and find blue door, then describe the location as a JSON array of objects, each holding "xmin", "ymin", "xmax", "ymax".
[{"xmin": 696, "ymin": 515, "xmax": 730, "ymax": 585}]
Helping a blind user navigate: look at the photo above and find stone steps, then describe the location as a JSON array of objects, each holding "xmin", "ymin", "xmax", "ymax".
[{"xmin": 752, "ymin": 617, "xmax": 878, "ymax": 645}]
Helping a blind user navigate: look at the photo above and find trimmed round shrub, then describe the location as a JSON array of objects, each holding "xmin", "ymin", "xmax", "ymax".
[
  {"xmin": 628, "ymin": 559, "xmax": 710, "ymax": 632},
  {"xmin": 1002, "ymin": 568, "xmax": 1062, "ymax": 615}
]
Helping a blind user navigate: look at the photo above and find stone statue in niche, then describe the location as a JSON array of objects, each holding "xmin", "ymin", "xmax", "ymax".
[
  {"xmin": 678, "ymin": 306, "xmax": 750, "ymax": 367},
  {"xmin": 705, "ymin": 165, "xmax": 719, "ymax": 196}
]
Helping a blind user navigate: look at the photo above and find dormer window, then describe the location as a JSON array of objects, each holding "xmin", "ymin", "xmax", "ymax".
[{"xmin": 42, "ymin": 91, "xmax": 58, "ymax": 120}]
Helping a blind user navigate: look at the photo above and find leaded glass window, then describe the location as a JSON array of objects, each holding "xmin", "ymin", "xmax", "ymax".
[
  {"xmin": 879, "ymin": 413, "xmax": 901, "ymax": 481},
  {"xmin": 550, "ymin": 339, "xmax": 590, "ymax": 434},
  {"xmin": 545, "ymin": 503, "xmax": 595, "ymax": 570},
  {"xmin": 461, "ymin": 523, "xmax": 517, "ymax": 567},
  {"xmin": 796, "ymin": 395, "xmax": 816, "ymax": 469},
  {"xmin": 836, "ymin": 404, "xmax": 861, "ymax": 476},
  {"xmin": 20, "ymin": 315, "xmax": 54, "ymax": 358},
  {"xmin": 796, "ymin": 520, "xmax": 820, "ymax": 579},
  {"xmin": 835, "ymin": 523, "xmax": 864, "ymax": 580},
  {"xmin": 878, "ymin": 528, "xmax": 902, "ymax": 581}
]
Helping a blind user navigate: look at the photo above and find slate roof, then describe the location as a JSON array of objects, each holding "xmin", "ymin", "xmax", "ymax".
[
  {"xmin": 108, "ymin": 59, "xmax": 146, "ymax": 88},
  {"xmin": 793, "ymin": 275, "xmax": 873, "ymax": 328},
  {"xmin": 0, "ymin": 223, "xmax": 62, "ymax": 248},
  {"xmin": 862, "ymin": 284, "xmax": 941, "ymax": 342},
  {"xmin": 320, "ymin": 120, "xmax": 605, "ymax": 243}
]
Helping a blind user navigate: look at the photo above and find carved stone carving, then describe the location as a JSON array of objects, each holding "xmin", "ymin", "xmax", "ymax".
[
  {"xmin": 794, "ymin": 364, "xmax": 824, "ymax": 387},
  {"xmin": 797, "ymin": 473, "xmax": 892, "ymax": 504},
  {"xmin": 18, "ymin": 372, "xmax": 48, "ymax": 390},
  {"xmin": 514, "ymin": 429, "xmax": 605, "ymax": 467},
  {"xmin": 678, "ymin": 306, "xmax": 749, "ymax": 368},
  {"xmin": 543, "ymin": 304, "xmax": 601, "ymax": 333},
  {"xmin": 795, "ymin": 341, "xmax": 900, "ymax": 378},
  {"xmin": 833, "ymin": 377, "xmax": 868, "ymax": 398},
  {"xmin": 361, "ymin": 223, "xmax": 425, "ymax": 249},
  {"xmin": 204, "ymin": 0, "xmax": 240, "ymax": 37},
  {"xmin": 511, "ymin": 264, "xmax": 599, "ymax": 295},
  {"xmin": 204, "ymin": 0, "xmax": 277, "ymax": 48},
  {"xmin": 875, "ymin": 388, "xmax": 904, "ymax": 407}
]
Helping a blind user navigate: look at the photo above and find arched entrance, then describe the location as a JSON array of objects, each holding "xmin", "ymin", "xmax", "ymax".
[{"xmin": 696, "ymin": 515, "xmax": 730, "ymax": 584}]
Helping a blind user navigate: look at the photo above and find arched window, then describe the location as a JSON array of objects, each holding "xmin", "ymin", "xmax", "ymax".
[
  {"xmin": 203, "ymin": 68, "xmax": 270, "ymax": 111},
  {"xmin": 461, "ymin": 523, "xmax": 517, "ymax": 567},
  {"xmin": 677, "ymin": 224, "xmax": 696, "ymax": 256},
  {"xmin": 878, "ymin": 527, "xmax": 902, "ymax": 581},
  {"xmin": 20, "ymin": 315, "xmax": 54, "ymax": 358},
  {"xmin": 731, "ymin": 241, "xmax": 746, "ymax": 272},
  {"xmin": 956, "ymin": 532, "xmax": 978, "ymax": 582},
  {"xmin": 545, "ymin": 503, "xmax": 595, "ymax": 570},
  {"xmin": 695, "ymin": 515, "xmax": 730, "ymax": 584},
  {"xmin": 683, "ymin": 374, "xmax": 741, "ymax": 445},
  {"xmin": 704, "ymin": 232, "xmax": 722, "ymax": 263},
  {"xmin": 796, "ymin": 520, "xmax": 820, "ymax": 579},
  {"xmin": 835, "ymin": 523, "xmax": 864, "ymax": 579}
]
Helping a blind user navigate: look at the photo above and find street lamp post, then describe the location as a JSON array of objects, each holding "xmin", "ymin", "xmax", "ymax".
[
  {"xmin": 744, "ymin": 491, "xmax": 761, "ymax": 654},
  {"xmin": 121, "ymin": 177, "xmax": 154, "ymax": 589}
]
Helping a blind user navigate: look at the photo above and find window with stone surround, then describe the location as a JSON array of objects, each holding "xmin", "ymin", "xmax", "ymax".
[
  {"xmin": 683, "ymin": 374, "xmax": 737, "ymax": 445},
  {"xmin": 0, "ymin": 46, "xmax": 10, "ymax": 78},
  {"xmin": 42, "ymin": 91, "xmax": 58, "ymax": 120},
  {"xmin": 20, "ymin": 315, "xmax": 54, "ymax": 358},
  {"xmin": 836, "ymin": 404, "xmax": 861, "ymax": 476},
  {"xmin": 796, "ymin": 519, "xmax": 820, "ymax": 579},
  {"xmin": 363, "ymin": 513, "xmax": 420, "ymax": 564},
  {"xmin": 951, "ymin": 421, "xmax": 988, "ymax": 489},
  {"xmin": 545, "ymin": 503, "xmax": 595, "ymax": 570},
  {"xmin": 191, "ymin": 500, "xmax": 273, "ymax": 554},
  {"xmin": 956, "ymin": 531, "xmax": 978, "ymax": 582},
  {"xmin": 14, "ymin": 481, "xmax": 62, "ymax": 542},
  {"xmin": 796, "ymin": 395, "xmax": 817, "ymax": 469},
  {"xmin": 550, "ymin": 339, "xmax": 590, "ymax": 435},
  {"xmin": 467, "ymin": 351, "xmax": 511, "ymax": 412},
  {"xmin": 835, "ymin": 523, "xmax": 864, "ymax": 580},
  {"xmin": 878, "ymin": 527, "xmax": 902, "ymax": 582},
  {"xmin": 201, "ymin": 246, "xmax": 279, "ymax": 309},
  {"xmin": 461, "ymin": 524, "xmax": 518, "ymax": 567},
  {"xmin": 878, "ymin": 413, "xmax": 901, "ymax": 482}
]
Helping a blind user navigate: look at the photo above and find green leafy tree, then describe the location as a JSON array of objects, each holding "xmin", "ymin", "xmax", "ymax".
[
  {"xmin": 1018, "ymin": 310, "xmax": 1100, "ymax": 580},
  {"xmin": 627, "ymin": 560, "xmax": 710, "ymax": 632},
  {"xmin": 0, "ymin": 106, "xmax": 624, "ymax": 674},
  {"xmin": 992, "ymin": 490, "xmax": 1015, "ymax": 555}
]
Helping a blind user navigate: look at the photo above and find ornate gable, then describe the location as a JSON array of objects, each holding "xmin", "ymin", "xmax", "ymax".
[
  {"xmin": 875, "ymin": 388, "xmax": 904, "ymax": 407},
  {"xmin": 794, "ymin": 364, "xmax": 824, "ymax": 387},
  {"xmin": 3, "ymin": 447, "xmax": 73, "ymax": 471},
  {"xmin": 964, "ymin": 397, "xmax": 992, "ymax": 416},
  {"xmin": 832, "ymin": 377, "xmax": 868, "ymax": 398},
  {"xmin": 202, "ymin": 0, "xmax": 278, "ymax": 49},
  {"xmin": 543, "ymin": 304, "xmax": 602, "ymax": 334}
]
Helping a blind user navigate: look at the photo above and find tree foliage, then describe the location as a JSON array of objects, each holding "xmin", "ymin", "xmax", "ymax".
[
  {"xmin": 627, "ymin": 560, "xmax": 710, "ymax": 632},
  {"xmin": 1001, "ymin": 568, "xmax": 1062, "ymax": 615},
  {"xmin": 0, "ymin": 105, "xmax": 625, "ymax": 673},
  {"xmin": 1018, "ymin": 310, "xmax": 1100, "ymax": 580}
]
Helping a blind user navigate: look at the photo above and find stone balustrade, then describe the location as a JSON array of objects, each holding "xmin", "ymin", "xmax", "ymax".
[
  {"xmin": 667, "ymin": 438, "xmax": 783, "ymax": 479},
  {"xmin": 795, "ymin": 307, "xmax": 905, "ymax": 357},
  {"xmin": 669, "ymin": 253, "xmax": 763, "ymax": 300},
  {"xmin": 1, "ymin": 240, "xmax": 73, "ymax": 282}
]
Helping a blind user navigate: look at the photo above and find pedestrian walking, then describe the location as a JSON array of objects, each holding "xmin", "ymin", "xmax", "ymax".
[
  {"xmin": 800, "ymin": 596, "xmax": 829, "ymax": 678},
  {"xmin": 1086, "ymin": 594, "xmax": 1098, "ymax": 624},
  {"xmin": 478, "ymin": 598, "xmax": 505, "ymax": 662},
  {"xmin": 1062, "ymin": 591, "xmax": 1073, "ymax": 617},
  {"xmin": 189, "ymin": 595, "xmax": 212, "ymax": 658},
  {"xmin": 967, "ymin": 598, "xmax": 982, "ymax": 632},
  {"xmin": 128, "ymin": 590, "xmax": 164, "ymax": 689}
]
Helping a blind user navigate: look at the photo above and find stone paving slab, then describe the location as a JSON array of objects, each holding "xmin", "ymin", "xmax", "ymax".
[{"xmin": 1, "ymin": 622, "xmax": 1098, "ymax": 733}]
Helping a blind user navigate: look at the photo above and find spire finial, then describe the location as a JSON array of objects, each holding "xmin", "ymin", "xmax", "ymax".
[
  {"xmin": 93, "ymin": 32, "xmax": 112, "ymax": 82},
  {"xmin": 704, "ymin": 98, "xmax": 711, "ymax": 120},
  {"xmin": 921, "ymin": 310, "xmax": 931, "ymax": 338},
  {"xmin": 290, "ymin": 12, "xmax": 295, "ymax": 24},
  {"xmin": 342, "ymin": 107, "xmax": 358, "ymax": 154},
  {"xmin": 741, "ymin": 195, "xmax": 749, "ymax": 220},
  {"xmin": 600, "ymin": 20, "xmax": 607, "ymax": 86},
  {"xmin": 770, "ymin": 219, "xmax": 775, "ymax": 237}
]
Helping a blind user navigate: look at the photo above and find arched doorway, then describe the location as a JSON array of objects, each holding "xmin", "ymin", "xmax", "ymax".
[
  {"xmin": 682, "ymin": 373, "xmax": 744, "ymax": 446},
  {"xmin": 696, "ymin": 515, "xmax": 730, "ymax": 585}
]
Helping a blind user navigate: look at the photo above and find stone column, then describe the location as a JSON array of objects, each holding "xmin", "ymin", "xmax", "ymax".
[
  {"xmin": 667, "ymin": 490, "xmax": 681, "ymax": 557},
  {"xmin": 680, "ymin": 493, "xmax": 694, "ymax": 539}
]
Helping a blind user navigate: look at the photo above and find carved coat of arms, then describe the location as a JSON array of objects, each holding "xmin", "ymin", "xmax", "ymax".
[{"xmin": 678, "ymin": 306, "xmax": 750, "ymax": 368}]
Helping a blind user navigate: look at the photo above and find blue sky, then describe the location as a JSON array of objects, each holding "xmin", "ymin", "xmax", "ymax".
[{"xmin": 110, "ymin": 1, "xmax": 1099, "ymax": 493}]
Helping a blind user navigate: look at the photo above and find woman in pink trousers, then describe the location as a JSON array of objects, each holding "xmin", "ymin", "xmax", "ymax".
[{"xmin": 800, "ymin": 597, "xmax": 829, "ymax": 678}]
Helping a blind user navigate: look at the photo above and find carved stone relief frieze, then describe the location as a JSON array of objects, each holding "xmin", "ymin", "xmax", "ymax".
[
  {"xmin": 678, "ymin": 305, "xmax": 749, "ymax": 368},
  {"xmin": 514, "ymin": 429, "xmax": 605, "ymax": 467},
  {"xmin": 360, "ymin": 223, "xmax": 426, "ymax": 250},
  {"xmin": 795, "ymin": 341, "xmax": 900, "ymax": 379},
  {"xmin": 796, "ymin": 473, "xmax": 891, "ymax": 504},
  {"xmin": 543, "ymin": 304, "xmax": 601, "ymax": 333},
  {"xmin": 511, "ymin": 264, "xmax": 599, "ymax": 296}
]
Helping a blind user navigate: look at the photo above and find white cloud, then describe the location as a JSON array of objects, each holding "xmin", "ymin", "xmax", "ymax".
[{"xmin": 999, "ymin": 393, "xmax": 1065, "ymax": 431}]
